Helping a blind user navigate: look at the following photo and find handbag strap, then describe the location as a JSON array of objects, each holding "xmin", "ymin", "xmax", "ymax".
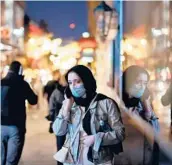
[{"xmin": 69, "ymin": 94, "xmax": 98, "ymax": 147}]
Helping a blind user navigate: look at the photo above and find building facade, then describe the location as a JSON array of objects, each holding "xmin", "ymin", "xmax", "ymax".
[
  {"xmin": 123, "ymin": 1, "xmax": 171, "ymax": 80},
  {"xmin": 87, "ymin": 1, "xmax": 171, "ymax": 98},
  {"xmin": 1, "ymin": 1, "xmax": 25, "ymax": 72},
  {"xmin": 87, "ymin": 1, "xmax": 123, "ymax": 99}
]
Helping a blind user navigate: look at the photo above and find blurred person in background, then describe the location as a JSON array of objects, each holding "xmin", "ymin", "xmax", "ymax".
[
  {"xmin": 30, "ymin": 77, "xmax": 44, "ymax": 111},
  {"xmin": 1, "ymin": 61, "xmax": 38, "ymax": 165},
  {"xmin": 43, "ymin": 70, "xmax": 62, "ymax": 102},
  {"xmin": 46, "ymin": 73, "xmax": 66, "ymax": 165},
  {"xmin": 121, "ymin": 65, "xmax": 160, "ymax": 165},
  {"xmin": 161, "ymin": 64, "xmax": 172, "ymax": 132},
  {"xmin": 53, "ymin": 65, "xmax": 125, "ymax": 165}
]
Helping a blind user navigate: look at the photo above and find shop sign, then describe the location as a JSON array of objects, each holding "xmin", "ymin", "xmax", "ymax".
[
  {"xmin": 78, "ymin": 37, "xmax": 97, "ymax": 50},
  {"xmin": 29, "ymin": 23, "xmax": 43, "ymax": 36}
]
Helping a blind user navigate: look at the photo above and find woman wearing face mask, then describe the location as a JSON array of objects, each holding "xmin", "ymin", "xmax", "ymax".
[
  {"xmin": 52, "ymin": 65, "xmax": 125, "ymax": 165},
  {"xmin": 122, "ymin": 65, "xmax": 159, "ymax": 165}
]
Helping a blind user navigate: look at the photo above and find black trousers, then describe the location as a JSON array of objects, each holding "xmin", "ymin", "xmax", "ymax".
[{"xmin": 56, "ymin": 135, "xmax": 66, "ymax": 165}]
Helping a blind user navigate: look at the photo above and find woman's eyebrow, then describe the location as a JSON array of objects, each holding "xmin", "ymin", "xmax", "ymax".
[{"xmin": 68, "ymin": 79, "xmax": 80, "ymax": 82}]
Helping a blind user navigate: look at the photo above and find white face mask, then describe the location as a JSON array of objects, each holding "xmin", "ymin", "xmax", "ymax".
[{"xmin": 18, "ymin": 66, "xmax": 23, "ymax": 75}]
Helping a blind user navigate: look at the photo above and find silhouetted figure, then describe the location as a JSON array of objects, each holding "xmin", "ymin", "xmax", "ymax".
[{"xmin": 1, "ymin": 61, "xmax": 38, "ymax": 165}]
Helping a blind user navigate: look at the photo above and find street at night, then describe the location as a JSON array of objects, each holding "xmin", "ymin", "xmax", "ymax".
[{"xmin": 1, "ymin": 1, "xmax": 172, "ymax": 165}]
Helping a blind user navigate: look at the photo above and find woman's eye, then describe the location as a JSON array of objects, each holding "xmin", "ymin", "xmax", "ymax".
[{"xmin": 76, "ymin": 80, "xmax": 81, "ymax": 84}]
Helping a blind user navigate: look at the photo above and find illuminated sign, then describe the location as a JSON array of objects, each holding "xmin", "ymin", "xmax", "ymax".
[{"xmin": 78, "ymin": 37, "xmax": 97, "ymax": 50}]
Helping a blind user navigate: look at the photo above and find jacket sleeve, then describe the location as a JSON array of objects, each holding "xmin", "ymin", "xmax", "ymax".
[
  {"xmin": 48, "ymin": 89, "xmax": 63, "ymax": 121},
  {"xmin": 161, "ymin": 83, "xmax": 171, "ymax": 106},
  {"xmin": 52, "ymin": 105, "xmax": 70, "ymax": 136},
  {"xmin": 25, "ymin": 81, "xmax": 38, "ymax": 105},
  {"xmin": 96, "ymin": 99, "xmax": 125, "ymax": 147}
]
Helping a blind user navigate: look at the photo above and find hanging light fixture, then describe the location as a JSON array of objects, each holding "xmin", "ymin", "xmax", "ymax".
[{"xmin": 94, "ymin": 1, "xmax": 118, "ymax": 41}]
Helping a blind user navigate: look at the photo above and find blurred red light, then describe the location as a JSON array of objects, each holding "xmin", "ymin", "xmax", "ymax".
[{"xmin": 69, "ymin": 23, "xmax": 76, "ymax": 29}]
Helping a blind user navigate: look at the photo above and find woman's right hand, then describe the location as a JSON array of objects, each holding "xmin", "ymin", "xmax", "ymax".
[
  {"xmin": 62, "ymin": 95, "xmax": 74, "ymax": 116},
  {"xmin": 143, "ymin": 96, "xmax": 152, "ymax": 119}
]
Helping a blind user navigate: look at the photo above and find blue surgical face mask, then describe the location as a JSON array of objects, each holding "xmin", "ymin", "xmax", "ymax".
[
  {"xmin": 129, "ymin": 86, "xmax": 145, "ymax": 98},
  {"xmin": 70, "ymin": 84, "xmax": 86, "ymax": 98}
]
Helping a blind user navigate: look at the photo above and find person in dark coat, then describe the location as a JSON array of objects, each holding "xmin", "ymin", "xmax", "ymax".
[
  {"xmin": 44, "ymin": 70, "xmax": 66, "ymax": 165},
  {"xmin": 43, "ymin": 70, "xmax": 62, "ymax": 102},
  {"xmin": 1, "ymin": 61, "xmax": 38, "ymax": 165},
  {"xmin": 48, "ymin": 85, "xmax": 66, "ymax": 165}
]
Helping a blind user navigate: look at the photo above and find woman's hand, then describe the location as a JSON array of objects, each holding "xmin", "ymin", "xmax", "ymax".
[
  {"xmin": 143, "ymin": 97, "xmax": 152, "ymax": 119},
  {"xmin": 81, "ymin": 135, "xmax": 95, "ymax": 147},
  {"xmin": 128, "ymin": 107, "xmax": 139, "ymax": 115},
  {"xmin": 62, "ymin": 95, "xmax": 74, "ymax": 117},
  {"xmin": 64, "ymin": 95, "xmax": 74, "ymax": 109}
]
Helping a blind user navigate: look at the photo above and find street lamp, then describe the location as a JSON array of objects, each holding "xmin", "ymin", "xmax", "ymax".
[{"xmin": 94, "ymin": 1, "xmax": 118, "ymax": 41}]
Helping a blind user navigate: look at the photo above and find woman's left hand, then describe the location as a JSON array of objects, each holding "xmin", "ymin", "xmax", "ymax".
[{"xmin": 81, "ymin": 135, "xmax": 95, "ymax": 147}]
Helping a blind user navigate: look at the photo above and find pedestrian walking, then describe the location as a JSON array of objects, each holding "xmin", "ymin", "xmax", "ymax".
[
  {"xmin": 43, "ymin": 70, "xmax": 62, "ymax": 103},
  {"xmin": 1, "ymin": 61, "xmax": 38, "ymax": 165},
  {"xmin": 47, "ymin": 80, "xmax": 66, "ymax": 165}
]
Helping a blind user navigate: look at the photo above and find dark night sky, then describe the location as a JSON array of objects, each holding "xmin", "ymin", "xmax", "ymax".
[{"xmin": 25, "ymin": 1, "xmax": 88, "ymax": 40}]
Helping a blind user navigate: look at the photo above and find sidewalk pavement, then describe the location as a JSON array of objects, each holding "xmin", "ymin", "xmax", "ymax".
[{"xmin": 19, "ymin": 110, "xmax": 57, "ymax": 165}]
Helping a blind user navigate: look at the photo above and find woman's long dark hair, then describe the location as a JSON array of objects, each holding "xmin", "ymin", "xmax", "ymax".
[{"xmin": 122, "ymin": 65, "xmax": 150, "ymax": 107}]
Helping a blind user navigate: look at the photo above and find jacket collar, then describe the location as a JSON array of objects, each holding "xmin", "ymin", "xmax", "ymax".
[{"xmin": 71, "ymin": 99, "xmax": 98, "ymax": 111}]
